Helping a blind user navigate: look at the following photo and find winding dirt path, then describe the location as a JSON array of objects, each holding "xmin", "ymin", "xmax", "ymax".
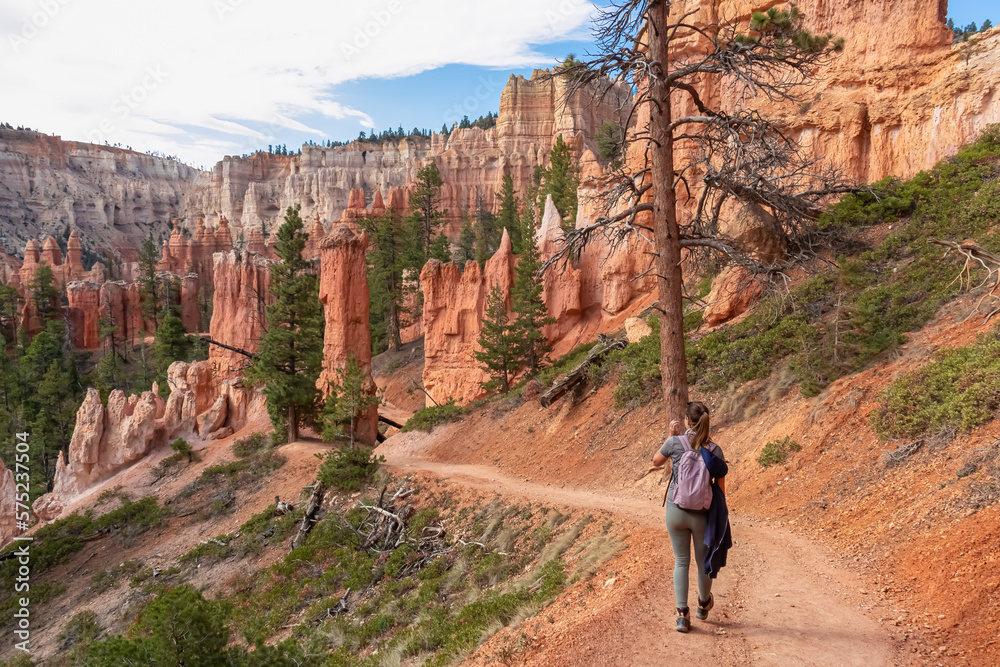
[{"xmin": 380, "ymin": 442, "xmax": 903, "ymax": 666}]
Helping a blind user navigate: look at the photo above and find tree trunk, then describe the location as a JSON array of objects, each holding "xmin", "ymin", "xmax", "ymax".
[
  {"xmin": 291, "ymin": 481, "xmax": 326, "ymax": 551},
  {"xmin": 287, "ymin": 403, "xmax": 298, "ymax": 443},
  {"xmin": 388, "ymin": 300, "xmax": 400, "ymax": 352},
  {"xmin": 649, "ymin": 0, "xmax": 690, "ymax": 423}
]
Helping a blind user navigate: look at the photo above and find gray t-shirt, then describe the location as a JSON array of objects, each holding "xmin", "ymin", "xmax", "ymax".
[{"xmin": 659, "ymin": 435, "xmax": 725, "ymax": 506}]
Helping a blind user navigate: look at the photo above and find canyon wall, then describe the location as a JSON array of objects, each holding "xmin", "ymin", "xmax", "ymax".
[
  {"xmin": 667, "ymin": 1, "xmax": 1000, "ymax": 186},
  {"xmin": 0, "ymin": 129, "xmax": 202, "ymax": 262},
  {"xmin": 182, "ymin": 70, "xmax": 631, "ymax": 238},
  {"xmin": 1, "ymin": 68, "xmax": 629, "ymax": 262}
]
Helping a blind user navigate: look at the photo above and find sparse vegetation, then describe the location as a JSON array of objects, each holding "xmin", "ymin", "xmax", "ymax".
[
  {"xmin": 538, "ymin": 342, "xmax": 597, "ymax": 386},
  {"xmin": 401, "ymin": 399, "xmax": 470, "ymax": 432},
  {"xmin": 173, "ymin": 434, "xmax": 286, "ymax": 519},
  {"xmin": 231, "ymin": 431, "xmax": 274, "ymax": 458},
  {"xmin": 57, "ymin": 610, "xmax": 102, "ymax": 658},
  {"xmin": 90, "ymin": 560, "xmax": 143, "ymax": 593},
  {"xmin": 169, "ymin": 437, "xmax": 199, "ymax": 462},
  {"xmin": 595, "ymin": 317, "xmax": 663, "ymax": 408},
  {"xmin": 77, "ymin": 477, "xmax": 611, "ymax": 667},
  {"xmin": 757, "ymin": 436, "xmax": 803, "ymax": 467},
  {"xmin": 871, "ymin": 327, "xmax": 1000, "ymax": 439},
  {"xmin": 317, "ymin": 445, "xmax": 385, "ymax": 491}
]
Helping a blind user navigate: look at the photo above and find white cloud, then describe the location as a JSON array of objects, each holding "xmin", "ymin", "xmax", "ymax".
[{"xmin": 0, "ymin": 0, "xmax": 596, "ymax": 167}]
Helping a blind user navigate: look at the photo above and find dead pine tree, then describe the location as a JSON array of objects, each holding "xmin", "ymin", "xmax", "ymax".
[{"xmin": 548, "ymin": 2, "xmax": 854, "ymax": 420}]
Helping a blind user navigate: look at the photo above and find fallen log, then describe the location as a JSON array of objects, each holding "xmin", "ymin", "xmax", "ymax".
[
  {"xmin": 205, "ymin": 338, "xmax": 259, "ymax": 360},
  {"xmin": 290, "ymin": 481, "xmax": 326, "ymax": 551},
  {"xmin": 379, "ymin": 414, "xmax": 404, "ymax": 429},
  {"xmin": 539, "ymin": 337, "xmax": 627, "ymax": 408}
]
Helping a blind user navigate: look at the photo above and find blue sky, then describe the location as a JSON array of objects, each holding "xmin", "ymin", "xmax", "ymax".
[{"xmin": 0, "ymin": 0, "xmax": 994, "ymax": 169}]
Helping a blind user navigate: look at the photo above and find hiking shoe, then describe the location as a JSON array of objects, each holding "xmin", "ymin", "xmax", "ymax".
[
  {"xmin": 696, "ymin": 594, "xmax": 714, "ymax": 620},
  {"xmin": 676, "ymin": 608, "xmax": 690, "ymax": 633}
]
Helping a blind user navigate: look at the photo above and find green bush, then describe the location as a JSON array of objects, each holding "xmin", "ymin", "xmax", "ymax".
[
  {"xmin": 871, "ymin": 329, "xmax": 1000, "ymax": 439},
  {"xmin": 58, "ymin": 609, "xmax": 101, "ymax": 655},
  {"xmin": 318, "ymin": 446, "xmax": 384, "ymax": 491},
  {"xmin": 169, "ymin": 437, "xmax": 199, "ymax": 463},
  {"xmin": 0, "ymin": 512, "xmax": 94, "ymax": 581},
  {"xmin": 592, "ymin": 317, "xmax": 662, "ymax": 408},
  {"xmin": 85, "ymin": 584, "xmax": 232, "ymax": 666},
  {"xmin": 401, "ymin": 399, "xmax": 470, "ymax": 432},
  {"xmin": 757, "ymin": 436, "xmax": 802, "ymax": 467},
  {"xmin": 93, "ymin": 496, "xmax": 170, "ymax": 544}
]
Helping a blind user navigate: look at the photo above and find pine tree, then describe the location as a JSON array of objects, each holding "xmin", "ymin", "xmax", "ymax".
[
  {"xmin": 247, "ymin": 204, "xmax": 325, "ymax": 443},
  {"xmin": 407, "ymin": 163, "xmax": 446, "ymax": 257},
  {"xmin": 153, "ymin": 311, "xmax": 194, "ymax": 376},
  {"xmin": 321, "ymin": 353, "xmax": 383, "ymax": 449},
  {"xmin": 511, "ymin": 207, "xmax": 555, "ymax": 375},
  {"xmin": 474, "ymin": 216, "xmax": 490, "ymax": 267},
  {"xmin": 455, "ymin": 213, "xmax": 477, "ymax": 270},
  {"xmin": 19, "ymin": 320, "xmax": 78, "ymax": 495},
  {"xmin": 0, "ymin": 283, "xmax": 21, "ymax": 344},
  {"xmin": 362, "ymin": 211, "xmax": 410, "ymax": 353},
  {"xmin": 137, "ymin": 238, "xmax": 161, "ymax": 328},
  {"xmin": 429, "ymin": 232, "xmax": 452, "ymax": 263},
  {"xmin": 537, "ymin": 135, "xmax": 580, "ymax": 233},
  {"xmin": 29, "ymin": 263, "xmax": 59, "ymax": 326},
  {"xmin": 474, "ymin": 285, "xmax": 520, "ymax": 393},
  {"xmin": 496, "ymin": 172, "xmax": 522, "ymax": 252}
]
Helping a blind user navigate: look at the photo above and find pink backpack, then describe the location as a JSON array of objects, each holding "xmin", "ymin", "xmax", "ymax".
[{"xmin": 672, "ymin": 435, "xmax": 714, "ymax": 510}]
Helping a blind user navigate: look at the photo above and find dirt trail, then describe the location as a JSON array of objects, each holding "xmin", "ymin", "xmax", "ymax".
[{"xmin": 381, "ymin": 445, "xmax": 902, "ymax": 666}]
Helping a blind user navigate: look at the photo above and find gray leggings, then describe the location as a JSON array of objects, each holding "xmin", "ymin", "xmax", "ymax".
[{"xmin": 665, "ymin": 502, "xmax": 712, "ymax": 609}]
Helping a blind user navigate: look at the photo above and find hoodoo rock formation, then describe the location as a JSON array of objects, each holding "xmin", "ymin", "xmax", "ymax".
[
  {"xmin": 66, "ymin": 281, "xmax": 102, "ymax": 349},
  {"xmin": 318, "ymin": 226, "xmax": 379, "ymax": 444},
  {"xmin": 421, "ymin": 229, "xmax": 516, "ymax": 406},
  {"xmin": 208, "ymin": 250, "xmax": 273, "ymax": 379},
  {"xmin": 30, "ymin": 359, "xmax": 260, "ymax": 525}
]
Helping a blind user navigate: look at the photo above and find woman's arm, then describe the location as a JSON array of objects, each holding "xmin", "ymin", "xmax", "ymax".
[{"xmin": 717, "ymin": 477, "xmax": 725, "ymax": 494}]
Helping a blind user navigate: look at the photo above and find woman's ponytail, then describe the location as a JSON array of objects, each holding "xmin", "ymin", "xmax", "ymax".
[{"xmin": 686, "ymin": 401, "xmax": 711, "ymax": 452}]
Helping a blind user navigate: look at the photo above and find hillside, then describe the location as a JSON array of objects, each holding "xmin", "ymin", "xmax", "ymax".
[{"xmin": 3, "ymin": 2, "xmax": 1000, "ymax": 666}]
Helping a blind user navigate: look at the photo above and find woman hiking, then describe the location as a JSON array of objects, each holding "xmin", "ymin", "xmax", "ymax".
[{"xmin": 647, "ymin": 401, "xmax": 731, "ymax": 633}]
